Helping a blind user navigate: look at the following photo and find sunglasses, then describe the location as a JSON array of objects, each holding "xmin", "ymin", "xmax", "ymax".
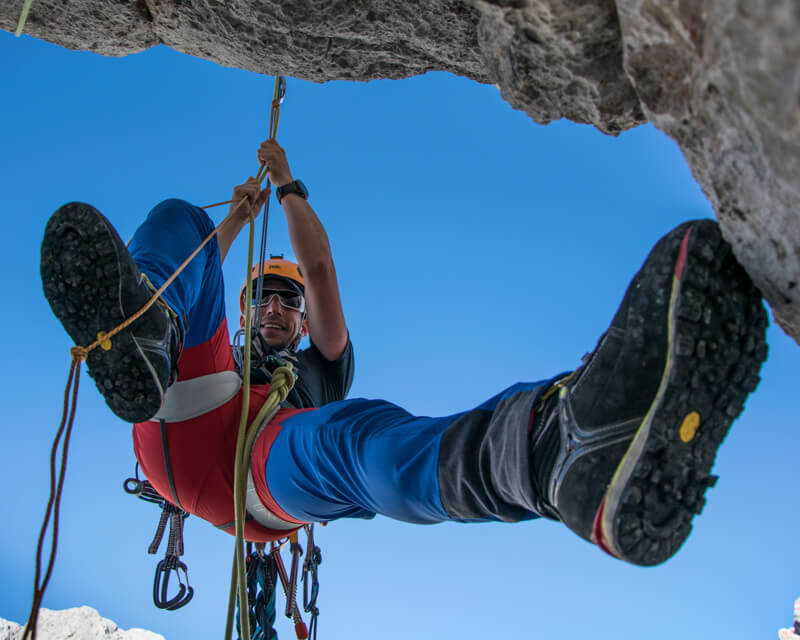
[{"xmin": 251, "ymin": 288, "xmax": 306, "ymax": 313}]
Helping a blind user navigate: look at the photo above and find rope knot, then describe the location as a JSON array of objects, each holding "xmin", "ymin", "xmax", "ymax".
[
  {"xmin": 70, "ymin": 346, "xmax": 88, "ymax": 362},
  {"xmin": 271, "ymin": 366, "xmax": 297, "ymax": 398}
]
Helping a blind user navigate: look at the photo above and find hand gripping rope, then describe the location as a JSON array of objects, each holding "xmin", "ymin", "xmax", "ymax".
[{"xmin": 23, "ymin": 76, "xmax": 300, "ymax": 640}]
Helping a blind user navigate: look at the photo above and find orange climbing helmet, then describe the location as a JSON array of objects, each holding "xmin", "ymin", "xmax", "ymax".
[{"xmin": 239, "ymin": 255, "xmax": 305, "ymax": 315}]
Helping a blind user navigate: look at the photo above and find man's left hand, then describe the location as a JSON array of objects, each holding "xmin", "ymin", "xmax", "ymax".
[{"xmin": 258, "ymin": 140, "xmax": 294, "ymax": 187}]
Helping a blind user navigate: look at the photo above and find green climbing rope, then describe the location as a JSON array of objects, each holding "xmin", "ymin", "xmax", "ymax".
[
  {"xmin": 225, "ymin": 75, "xmax": 296, "ymax": 640},
  {"xmin": 15, "ymin": 0, "xmax": 34, "ymax": 36},
  {"xmin": 225, "ymin": 211, "xmax": 297, "ymax": 640}
]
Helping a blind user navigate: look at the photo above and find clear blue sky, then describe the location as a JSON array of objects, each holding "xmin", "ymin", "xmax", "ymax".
[{"xmin": 1, "ymin": 28, "xmax": 798, "ymax": 640}]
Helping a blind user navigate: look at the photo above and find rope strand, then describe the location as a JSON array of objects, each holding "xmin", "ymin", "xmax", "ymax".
[
  {"xmin": 22, "ymin": 359, "xmax": 81, "ymax": 640},
  {"xmin": 15, "ymin": 0, "xmax": 34, "ymax": 36},
  {"xmin": 226, "ymin": 75, "xmax": 292, "ymax": 640}
]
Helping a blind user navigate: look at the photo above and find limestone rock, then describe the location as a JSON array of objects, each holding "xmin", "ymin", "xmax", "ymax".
[
  {"xmin": 474, "ymin": 0, "xmax": 644, "ymax": 134},
  {"xmin": 1, "ymin": 0, "xmax": 798, "ymax": 342},
  {"xmin": 615, "ymin": 0, "xmax": 800, "ymax": 344},
  {"xmin": 0, "ymin": 607, "xmax": 164, "ymax": 640}
]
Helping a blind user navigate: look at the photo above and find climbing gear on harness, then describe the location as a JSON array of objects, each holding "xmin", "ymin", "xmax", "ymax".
[
  {"xmin": 125, "ymin": 451, "xmax": 195, "ymax": 610},
  {"xmin": 126, "ymin": 468, "xmax": 194, "ymax": 610},
  {"xmin": 231, "ymin": 334, "xmax": 298, "ymax": 387},
  {"xmin": 301, "ymin": 525, "xmax": 322, "ymax": 640},
  {"xmin": 237, "ymin": 543, "xmax": 279, "ymax": 640},
  {"xmin": 123, "ymin": 466, "xmax": 163, "ymax": 505},
  {"xmin": 149, "ymin": 503, "xmax": 193, "ymax": 610},
  {"xmin": 269, "ymin": 534, "xmax": 310, "ymax": 640},
  {"xmin": 234, "ymin": 529, "xmax": 321, "ymax": 640},
  {"xmin": 529, "ymin": 219, "xmax": 768, "ymax": 567},
  {"xmin": 285, "ymin": 534, "xmax": 302, "ymax": 621}
]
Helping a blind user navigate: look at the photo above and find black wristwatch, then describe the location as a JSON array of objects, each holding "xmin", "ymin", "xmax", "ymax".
[{"xmin": 276, "ymin": 179, "xmax": 309, "ymax": 204}]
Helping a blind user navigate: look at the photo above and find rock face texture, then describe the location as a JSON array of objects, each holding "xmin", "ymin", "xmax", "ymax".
[
  {"xmin": 616, "ymin": 1, "xmax": 800, "ymax": 343},
  {"xmin": 2, "ymin": 0, "xmax": 798, "ymax": 342},
  {"xmin": 0, "ymin": 607, "xmax": 164, "ymax": 640}
]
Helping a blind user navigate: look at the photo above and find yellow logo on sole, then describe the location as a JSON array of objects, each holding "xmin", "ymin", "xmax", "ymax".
[
  {"xmin": 97, "ymin": 331, "xmax": 112, "ymax": 351},
  {"xmin": 679, "ymin": 411, "xmax": 701, "ymax": 443}
]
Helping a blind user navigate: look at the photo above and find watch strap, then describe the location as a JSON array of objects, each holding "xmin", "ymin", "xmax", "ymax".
[{"xmin": 276, "ymin": 180, "xmax": 308, "ymax": 204}]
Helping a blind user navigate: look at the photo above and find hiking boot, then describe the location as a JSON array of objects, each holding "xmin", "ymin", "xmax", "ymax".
[
  {"xmin": 41, "ymin": 202, "xmax": 182, "ymax": 423},
  {"xmin": 530, "ymin": 219, "xmax": 768, "ymax": 566}
]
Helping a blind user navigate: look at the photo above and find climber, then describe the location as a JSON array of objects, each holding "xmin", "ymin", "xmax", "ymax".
[{"xmin": 40, "ymin": 139, "xmax": 769, "ymax": 567}]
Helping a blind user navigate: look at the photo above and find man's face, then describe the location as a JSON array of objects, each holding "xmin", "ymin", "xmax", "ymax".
[{"xmin": 239, "ymin": 277, "xmax": 307, "ymax": 349}]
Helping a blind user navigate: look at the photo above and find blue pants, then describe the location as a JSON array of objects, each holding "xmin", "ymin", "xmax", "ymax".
[{"xmin": 130, "ymin": 199, "xmax": 553, "ymax": 526}]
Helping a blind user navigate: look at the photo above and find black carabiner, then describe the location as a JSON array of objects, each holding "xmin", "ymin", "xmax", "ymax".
[
  {"xmin": 302, "ymin": 548, "xmax": 320, "ymax": 612},
  {"xmin": 123, "ymin": 477, "xmax": 143, "ymax": 495},
  {"xmin": 123, "ymin": 475, "xmax": 163, "ymax": 505},
  {"xmin": 153, "ymin": 556, "xmax": 194, "ymax": 610}
]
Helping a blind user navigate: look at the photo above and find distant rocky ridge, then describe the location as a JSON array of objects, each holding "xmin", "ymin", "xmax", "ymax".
[
  {"xmin": 0, "ymin": 607, "xmax": 164, "ymax": 640},
  {"xmin": 2, "ymin": 604, "xmax": 797, "ymax": 640},
  {"xmin": 2, "ymin": 0, "xmax": 799, "ymax": 344}
]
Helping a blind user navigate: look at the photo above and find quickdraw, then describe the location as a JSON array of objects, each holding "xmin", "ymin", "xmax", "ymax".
[
  {"xmin": 239, "ymin": 544, "xmax": 278, "ymax": 640},
  {"xmin": 124, "ymin": 467, "xmax": 194, "ymax": 611},
  {"xmin": 301, "ymin": 526, "xmax": 322, "ymax": 640}
]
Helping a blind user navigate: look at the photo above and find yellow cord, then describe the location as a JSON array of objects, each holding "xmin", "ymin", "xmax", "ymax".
[{"xmin": 15, "ymin": 0, "xmax": 34, "ymax": 36}]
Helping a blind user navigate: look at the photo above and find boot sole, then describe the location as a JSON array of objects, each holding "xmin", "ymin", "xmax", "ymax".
[
  {"xmin": 41, "ymin": 202, "xmax": 168, "ymax": 423},
  {"xmin": 594, "ymin": 220, "xmax": 768, "ymax": 566}
]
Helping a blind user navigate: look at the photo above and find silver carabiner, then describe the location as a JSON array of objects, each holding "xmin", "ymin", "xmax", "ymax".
[{"xmin": 276, "ymin": 76, "xmax": 287, "ymax": 104}]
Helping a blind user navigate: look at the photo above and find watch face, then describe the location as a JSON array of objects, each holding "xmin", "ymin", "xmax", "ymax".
[{"xmin": 295, "ymin": 180, "xmax": 309, "ymax": 199}]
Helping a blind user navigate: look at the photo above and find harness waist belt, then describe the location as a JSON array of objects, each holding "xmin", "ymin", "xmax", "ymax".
[{"xmin": 150, "ymin": 370, "xmax": 300, "ymax": 531}]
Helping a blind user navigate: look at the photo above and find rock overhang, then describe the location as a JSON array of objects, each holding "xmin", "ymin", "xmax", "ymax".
[{"xmin": 3, "ymin": 0, "xmax": 798, "ymax": 343}]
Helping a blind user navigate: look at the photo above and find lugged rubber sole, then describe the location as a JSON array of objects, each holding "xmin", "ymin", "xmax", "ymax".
[
  {"xmin": 40, "ymin": 202, "xmax": 171, "ymax": 423},
  {"xmin": 593, "ymin": 220, "xmax": 768, "ymax": 566}
]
